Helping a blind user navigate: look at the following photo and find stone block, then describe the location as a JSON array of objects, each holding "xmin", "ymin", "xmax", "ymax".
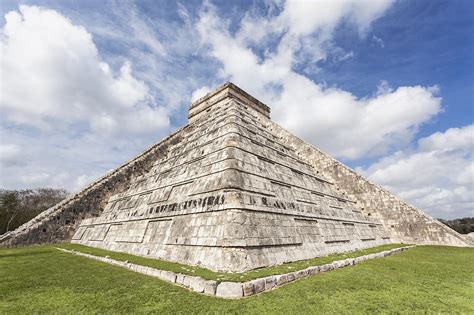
[
  {"xmin": 287, "ymin": 272, "xmax": 296, "ymax": 282},
  {"xmin": 306, "ymin": 266, "xmax": 320, "ymax": 275},
  {"xmin": 251, "ymin": 279, "xmax": 266, "ymax": 294},
  {"xmin": 176, "ymin": 273, "xmax": 186, "ymax": 286},
  {"xmin": 159, "ymin": 270, "xmax": 177, "ymax": 283},
  {"xmin": 319, "ymin": 264, "xmax": 333, "ymax": 272},
  {"xmin": 296, "ymin": 269, "xmax": 308, "ymax": 279},
  {"xmin": 275, "ymin": 274, "xmax": 289, "ymax": 285},
  {"xmin": 186, "ymin": 276, "xmax": 205, "ymax": 293},
  {"xmin": 264, "ymin": 276, "xmax": 277, "ymax": 290},
  {"xmin": 147, "ymin": 268, "xmax": 162, "ymax": 278},
  {"xmin": 242, "ymin": 282, "xmax": 255, "ymax": 296},
  {"xmin": 215, "ymin": 282, "xmax": 243, "ymax": 299},
  {"xmin": 203, "ymin": 280, "xmax": 218, "ymax": 296}
]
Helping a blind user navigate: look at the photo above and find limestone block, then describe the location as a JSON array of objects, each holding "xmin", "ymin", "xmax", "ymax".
[
  {"xmin": 275, "ymin": 274, "xmax": 289, "ymax": 285},
  {"xmin": 264, "ymin": 276, "xmax": 277, "ymax": 290},
  {"xmin": 306, "ymin": 266, "xmax": 320, "ymax": 275},
  {"xmin": 296, "ymin": 269, "xmax": 308, "ymax": 279},
  {"xmin": 251, "ymin": 279, "xmax": 266, "ymax": 294},
  {"xmin": 332, "ymin": 260, "xmax": 344, "ymax": 269},
  {"xmin": 286, "ymin": 273, "xmax": 296, "ymax": 282},
  {"xmin": 319, "ymin": 263, "xmax": 333, "ymax": 272},
  {"xmin": 159, "ymin": 270, "xmax": 177, "ymax": 283},
  {"xmin": 147, "ymin": 268, "xmax": 162, "ymax": 278},
  {"xmin": 289, "ymin": 271, "xmax": 299, "ymax": 280},
  {"xmin": 176, "ymin": 273, "xmax": 186, "ymax": 286},
  {"xmin": 182, "ymin": 275, "xmax": 192, "ymax": 287},
  {"xmin": 242, "ymin": 282, "xmax": 255, "ymax": 296},
  {"xmin": 203, "ymin": 280, "xmax": 218, "ymax": 296},
  {"xmin": 186, "ymin": 276, "xmax": 206, "ymax": 293},
  {"xmin": 215, "ymin": 282, "xmax": 243, "ymax": 299}
]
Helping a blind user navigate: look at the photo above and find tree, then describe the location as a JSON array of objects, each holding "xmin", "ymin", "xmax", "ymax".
[
  {"xmin": 0, "ymin": 188, "xmax": 68, "ymax": 234},
  {"xmin": 1, "ymin": 191, "xmax": 20, "ymax": 233}
]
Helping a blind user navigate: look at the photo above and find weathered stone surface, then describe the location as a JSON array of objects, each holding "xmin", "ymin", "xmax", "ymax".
[
  {"xmin": 264, "ymin": 276, "xmax": 277, "ymax": 290},
  {"xmin": 175, "ymin": 273, "xmax": 186, "ymax": 286},
  {"xmin": 251, "ymin": 279, "xmax": 266, "ymax": 294},
  {"xmin": 287, "ymin": 273, "xmax": 296, "ymax": 282},
  {"xmin": 159, "ymin": 271, "xmax": 177, "ymax": 283},
  {"xmin": 296, "ymin": 269, "xmax": 308, "ymax": 279},
  {"xmin": 180, "ymin": 275, "xmax": 206, "ymax": 292},
  {"xmin": 2, "ymin": 82, "xmax": 470, "ymax": 274},
  {"xmin": 306, "ymin": 266, "xmax": 320, "ymax": 275},
  {"xmin": 186, "ymin": 276, "xmax": 206, "ymax": 293},
  {"xmin": 215, "ymin": 282, "xmax": 243, "ymax": 299},
  {"xmin": 203, "ymin": 280, "xmax": 218, "ymax": 296},
  {"xmin": 320, "ymin": 264, "xmax": 334, "ymax": 273},
  {"xmin": 275, "ymin": 274, "xmax": 289, "ymax": 285},
  {"xmin": 242, "ymin": 282, "xmax": 255, "ymax": 296}
]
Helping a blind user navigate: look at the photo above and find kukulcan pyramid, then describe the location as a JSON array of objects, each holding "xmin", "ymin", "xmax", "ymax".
[{"xmin": 1, "ymin": 83, "xmax": 470, "ymax": 272}]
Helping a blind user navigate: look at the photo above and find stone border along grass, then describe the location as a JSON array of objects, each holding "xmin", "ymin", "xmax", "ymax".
[{"xmin": 56, "ymin": 245, "xmax": 415, "ymax": 299}]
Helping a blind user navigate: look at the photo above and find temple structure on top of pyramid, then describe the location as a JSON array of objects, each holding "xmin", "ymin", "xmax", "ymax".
[{"xmin": 0, "ymin": 82, "xmax": 471, "ymax": 272}]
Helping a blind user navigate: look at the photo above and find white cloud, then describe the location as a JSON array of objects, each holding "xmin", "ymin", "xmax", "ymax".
[
  {"xmin": 0, "ymin": 5, "xmax": 170, "ymax": 135},
  {"xmin": 0, "ymin": 124, "xmax": 135, "ymax": 191},
  {"xmin": 274, "ymin": 79, "xmax": 441, "ymax": 159},
  {"xmin": 0, "ymin": 144, "xmax": 21, "ymax": 166},
  {"xmin": 197, "ymin": 1, "xmax": 441, "ymax": 160},
  {"xmin": 20, "ymin": 172, "xmax": 51, "ymax": 185},
  {"xmin": 0, "ymin": 5, "xmax": 174, "ymax": 192},
  {"xmin": 361, "ymin": 125, "xmax": 474, "ymax": 219}
]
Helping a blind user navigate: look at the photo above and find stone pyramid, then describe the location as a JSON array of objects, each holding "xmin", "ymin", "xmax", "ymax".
[{"xmin": 1, "ymin": 83, "xmax": 470, "ymax": 272}]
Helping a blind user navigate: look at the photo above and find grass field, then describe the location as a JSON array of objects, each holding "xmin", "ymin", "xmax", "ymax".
[
  {"xmin": 1, "ymin": 245, "xmax": 473, "ymax": 313},
  {"xmin": 56, "ymin": 242, "xmax": 406, "ymax": 282}
]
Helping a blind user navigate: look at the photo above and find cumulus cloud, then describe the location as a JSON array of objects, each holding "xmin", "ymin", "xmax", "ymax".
[
  {"xmin": 361, "ymin": 125, "xmax": 474, "ymax": 219},
  {"xmin": 0, "ymin": 5, "xmax": 174, "ymax": 192},
  {"xmin": 0, "ymin": 5, "xmax": 169, "ymax": 135},
  {"xmin": 196, "ymin": 0, "xmax": 441, "ymax": 160}
]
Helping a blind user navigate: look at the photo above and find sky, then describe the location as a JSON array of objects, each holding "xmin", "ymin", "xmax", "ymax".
[{"xmin": 0, "ymin": 0, "xmax": 473, "ymax": 219}]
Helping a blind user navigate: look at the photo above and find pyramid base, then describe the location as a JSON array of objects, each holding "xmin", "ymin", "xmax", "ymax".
[{"xmin": 72, "ymin": 208, "xmax": 390, "ymax": 272}]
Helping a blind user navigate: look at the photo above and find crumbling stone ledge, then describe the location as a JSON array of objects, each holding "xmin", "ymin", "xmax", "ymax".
[{"xmin": 56, "ymin": 245, "xmax": 415, "ymax": 299}]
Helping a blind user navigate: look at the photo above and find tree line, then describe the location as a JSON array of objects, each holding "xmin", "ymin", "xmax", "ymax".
[
  {"xmin": 0, "ymin": 188, "xmax": 68, "ymax": 235},
  {"xmin": 438, "ymin": 217, "xmax": 474, "ymax": 235}
]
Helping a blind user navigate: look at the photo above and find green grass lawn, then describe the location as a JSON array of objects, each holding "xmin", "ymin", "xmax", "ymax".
[
  {"xmin": 57, "ymin": 242, "xmax": 407, "ymax": 282},
  {"xmin": 1, "ymin": 245, "xmax": 473, "ymax": 314}
]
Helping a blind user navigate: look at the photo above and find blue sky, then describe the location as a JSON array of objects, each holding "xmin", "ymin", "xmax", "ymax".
[{"xmin": 0, "ymin": 0, "xmax": 473, "ymax": 219}]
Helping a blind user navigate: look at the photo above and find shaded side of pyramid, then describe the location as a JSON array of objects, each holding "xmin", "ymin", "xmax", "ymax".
[{"xmin": 1, "ymin": 83, "xmax": 470, "ymax": 271}]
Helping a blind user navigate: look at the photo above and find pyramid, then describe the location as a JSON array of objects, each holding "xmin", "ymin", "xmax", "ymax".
[{"xmin": 1, "ymin": 83, "xmax": 470, "ymax": 272}]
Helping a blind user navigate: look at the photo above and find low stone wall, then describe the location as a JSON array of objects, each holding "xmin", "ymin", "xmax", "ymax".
[
  {"xmin": 0, "ymin": 126, "xmax": 188, "ymax": 247},
  {"xmin": 57, "ymin": 245, "xmax": 415, "ymax": 299}
]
